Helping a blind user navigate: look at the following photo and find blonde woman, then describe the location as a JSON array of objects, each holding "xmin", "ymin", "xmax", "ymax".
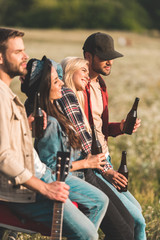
[
  {"xmin": 58, "ymin": 57, "xmax": 135, "ymax": 240},
  {"xmin": 59, "ymin": 57, "xmax": 92, "ymax": 154}
]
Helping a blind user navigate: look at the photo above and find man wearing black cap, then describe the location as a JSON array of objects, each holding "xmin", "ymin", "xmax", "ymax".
[
  {"xmin": 83, "ymin": 32, "xmax": 140, "ymax": 186},
  {"xmin": 82, "ymin": 32, "xmax": 145, "ymax": 240}
]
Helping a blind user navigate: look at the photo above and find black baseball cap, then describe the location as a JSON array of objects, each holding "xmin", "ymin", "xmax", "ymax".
[{"xmin": 82, "ymin": 32, "xmax": 123, "ymax": 60}]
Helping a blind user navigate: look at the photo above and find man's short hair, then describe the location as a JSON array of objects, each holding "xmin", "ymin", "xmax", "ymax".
[{"xmin": 0, "ymin": 28, "xmax": 24, "ymax": 53}]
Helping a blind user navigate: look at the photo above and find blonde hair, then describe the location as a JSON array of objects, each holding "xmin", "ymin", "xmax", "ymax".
[{"xmin": 61, "ymin": 57, "xmax": 91, "ymax": 133}]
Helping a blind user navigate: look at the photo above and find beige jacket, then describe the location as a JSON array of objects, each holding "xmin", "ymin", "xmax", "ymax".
[{"xmin": 0, "ymin": 80, "xmax": 36, "ymax": 203}]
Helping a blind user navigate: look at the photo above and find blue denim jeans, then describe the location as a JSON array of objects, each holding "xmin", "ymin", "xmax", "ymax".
[
  {"xmin": 94, "ymin": 170, "xmax": 146, "ymax": 240},
  {"xmin": 6, "ymin": 170, "xmax": 108, "ymax": 240}
]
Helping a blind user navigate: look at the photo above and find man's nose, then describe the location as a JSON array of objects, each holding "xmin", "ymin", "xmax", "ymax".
[{"xmin": 23, "ymin": 51, "xmax": 29, "ymax": 60}]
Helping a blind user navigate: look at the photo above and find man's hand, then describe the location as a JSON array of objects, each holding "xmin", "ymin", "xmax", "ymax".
[
  {"xmin": 41, "ymin": 110, "xmax": 47, "ymax": 130},
  {"xmin": 120, "ymin": 118, "xmax": 141, "ymax": 133},
  {"xmin": 44, "ymin": 181, "xmax": 70, "ymax": 202},
  {"xmin": 24, "ymin": 176, "xmax": 70, "ymax": 203},
  {"xmin": 28, "ymin": 114, "xmax": 34, "ymax": 130},
  {"xmin": 120, "ymin": 119, "xmax": 125, "ymax": 132},
  {"xmin": 103, "ymin": 169, "xmax": 128, "ymax": 190},
  {"xmin": 28, "ymin": 110, "xmax": 47, "ymax": 131},
  {"xmin": 132, "ymin": 118, "xmax": 141, "ymax": 133}
]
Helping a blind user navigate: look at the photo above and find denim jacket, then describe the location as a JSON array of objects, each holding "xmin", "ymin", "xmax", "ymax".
[{"xmin": 35, "ymin": 116, "xmax": 81, "ymax": 172}]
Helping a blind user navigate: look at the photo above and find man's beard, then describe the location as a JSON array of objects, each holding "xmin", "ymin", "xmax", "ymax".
[
  {"xmin": 91, "ymin": 61, "xmax": 111, "ymax": 76},
  {"xmin": 3, "ymin": 55, "xmax": 27, "ymax": 78}
]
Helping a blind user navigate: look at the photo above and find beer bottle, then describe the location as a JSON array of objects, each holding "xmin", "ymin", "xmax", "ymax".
[
  {"xmin": 123, "ymin": 97, "xmax": 140, "ymax": 135},
  {"xmin": 32, "ymin": 92, "xmax": 44, "ymax": 139},
  {"xmin": 91, "ymin": 125, "xmax": 102, "ymax": 155},
  {"xmin": 118, "ymin": 151, "xmax": 128, "ymax": 192}
]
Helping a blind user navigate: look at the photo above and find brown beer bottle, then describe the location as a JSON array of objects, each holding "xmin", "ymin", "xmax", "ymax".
[
  {"xmin": 118, "ymin": 151, "xmax": 128, "ymax": 192},
  {"xmin": 91, "ymin": 125, "xmax": 102, "ymax": 155},
  {"xmin": 32, "ymin": 92, "xmax": 44, "ymax": 139},
  {"xmin": 123, "ymin": 97, "xmax": 140, "ymax": 135}
]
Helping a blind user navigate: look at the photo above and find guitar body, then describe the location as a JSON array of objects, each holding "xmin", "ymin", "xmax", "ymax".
[{"xmin": 50, "ymin": 152, "xmax": 70, "ymax": 240}]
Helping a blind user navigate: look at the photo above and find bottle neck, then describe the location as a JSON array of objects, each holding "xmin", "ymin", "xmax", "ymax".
[
  {"xmin": 132, "ymin": 98, "xmax": 139, "ymax": 110},
  {"xmin": 121, "ymin": 152, "xmax": 127, "ymax": 165},
  {"xmin": 37, "ymin": 92, "xmax": 41, "ymax": 107},
  {"xmin": 121, "ymin": 158, "xmax": 126, "ymax": 165}
]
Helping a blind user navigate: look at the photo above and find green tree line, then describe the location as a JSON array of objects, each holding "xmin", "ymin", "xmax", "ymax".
[{"xmin": 0, "ymin": 0, "xmax": 159, "ymax": 31}]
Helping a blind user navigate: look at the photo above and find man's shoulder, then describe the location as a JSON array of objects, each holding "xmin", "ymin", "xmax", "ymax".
[
  {"xmin": 0, "ymin": 80, "xmax": 16, "ymax": 102},
  {"xmin": 0, "ymin": 87, "xmax": 10, "ymax": 105}
]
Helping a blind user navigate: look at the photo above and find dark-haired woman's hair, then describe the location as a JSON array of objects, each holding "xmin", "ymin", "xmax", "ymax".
[{"xmin": 39, "ymin": 61, "xmax": 81, "ymax": 149}]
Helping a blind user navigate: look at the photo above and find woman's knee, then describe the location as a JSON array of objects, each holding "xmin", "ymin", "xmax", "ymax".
[
  {"xmin": 63, "ymin": 217, "xmax": 99, "ymax": 240},
  {"xmin": 97, "ymin": 191, "xmax": 109, "ymax": 211},
  {"xmin": 81, "ymin": 231, "xmax": 98, "ymax": 240}
]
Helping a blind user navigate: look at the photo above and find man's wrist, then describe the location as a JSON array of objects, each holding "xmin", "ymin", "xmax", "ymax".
[{"xmin": 102, "ymin": 164, "xmax": 112, "ymax": 173}]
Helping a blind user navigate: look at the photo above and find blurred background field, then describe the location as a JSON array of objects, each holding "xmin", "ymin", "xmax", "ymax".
[{"xmin": 9, "ymin": 28, "xmax": 160, "ymax": 240}]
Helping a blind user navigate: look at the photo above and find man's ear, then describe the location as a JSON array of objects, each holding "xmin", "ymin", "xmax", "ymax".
[
  {"xmin": 0, "ymin": 53, "xmax": 3, "ymax": 64},
  {"xmin": 85, "ymin": 52, "xmax": 92, "ymax": 62}
]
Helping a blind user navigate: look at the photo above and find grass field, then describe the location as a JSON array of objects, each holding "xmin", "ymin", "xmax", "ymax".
[{"xmin": 9, "ymin": 28, "xmax": 160, "ymax": 240}]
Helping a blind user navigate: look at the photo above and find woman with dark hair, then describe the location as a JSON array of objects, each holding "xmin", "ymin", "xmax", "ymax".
[{"xmin": 21, "ymin": 56, "xmax": 108, "ymax": 240}]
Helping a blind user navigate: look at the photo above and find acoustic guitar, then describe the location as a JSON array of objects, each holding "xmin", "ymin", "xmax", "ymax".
[{"xmin": 50, "ymin": 151, "xmax": 70, "ymax": 240}]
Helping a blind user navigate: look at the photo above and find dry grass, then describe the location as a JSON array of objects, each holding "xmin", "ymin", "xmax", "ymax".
[{"xmin": 9, "ymin": 28, "xmax": 160, "ymax": 240}]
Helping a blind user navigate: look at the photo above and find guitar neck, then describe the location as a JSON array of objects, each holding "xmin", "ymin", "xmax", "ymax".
[
  {"xmin": 51, "ymin": 201, "xmax": 64, "ymax": 240},
  {"xmin": 50, "ymin": 151, "xmax": 70, "ymax": 240}
]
